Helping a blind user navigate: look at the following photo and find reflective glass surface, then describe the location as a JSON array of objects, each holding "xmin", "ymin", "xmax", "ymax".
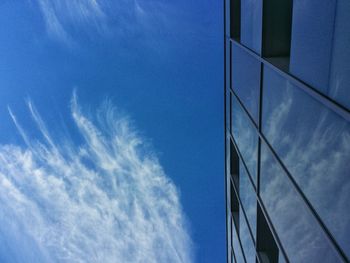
[
  {"xmin": 231, "ymin": 44, "xmax": 260, "ymax": 124},
  {"xmin": 262, "ymin": 66, "xmax": 350, "ymax": 258},
  {"xmin": 232, "ymin": 218, "xmax": 245, "ymax": 263},
  {"xmin": 260, "ymin": 142, "xmax": 343, "ymax": 263},
  {"xmin": 329, "ymin": 0, "xmax": 350, "ymax": 109},
  {"xmin": 232, "ymin": 95, "xmax": 258, "ymax": 186},
  {"xmin": 241, "ymin": 0, "xmax": 262, "ymax": 54},
  {"xmin": 239, "ymin": 161, "xmax": 256, "ymax": 240},
  {"xmin": 278, "ymin": 255, "xmax": 287, "ymax": 263},
  {"xmin": 226, "ymin": 89, "xmax": 231, "ymax": 134},
  {"xmin": 289, "ymin": 0, "xmax": 336, "ymax": 93},
  {"xmin": 240, "ymin": 214, "xmax": 256, "ymax": 263}
]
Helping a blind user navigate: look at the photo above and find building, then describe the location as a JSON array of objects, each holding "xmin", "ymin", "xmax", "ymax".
[{"xmin": 224, "ymin": 0, "xmax": 350, "ymax": 262}]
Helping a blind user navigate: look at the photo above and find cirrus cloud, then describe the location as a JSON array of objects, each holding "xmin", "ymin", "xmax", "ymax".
[
  {"xmin": 0, "ymin": 92, "xmax": 193, "ymax": 263},
  {"xmin": 36, "ymin": 0, "xmax": 171, "ymax": 46}
]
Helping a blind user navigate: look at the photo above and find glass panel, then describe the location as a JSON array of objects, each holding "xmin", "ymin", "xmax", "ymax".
[
  {"xmin": 240, "ymin": 214, "xmax": 256, "ymax": 263},
  {"xmin": 256, "ymin": 204, "xmax": 283, "ymax": 263},
  {"xmin": 230, "ymin": 140, "xmax": 240, "ymax": 187},
  {"xmin": 232, "ymin": 218, "xmax": 245, "ymax": 263},
  {"xmin": 278, "ymin": 255, "xmax": 287, "ymax": 263},
  {"xmin": 231, "ymin": 44, "xmax": 260, "ymax": 124},
  {"xmin": 262, "ymin": 66, "xmax": 350, "ymax": 258},
  {"xmin": 227, "ymin": 214, "xmax": 233, "ymax": 262},
  {"xmin": 262, "ymin": 0, "xmax": 292, "ymax": 58},
  {"xmin": 241, "ymin": 0, "xmax": 262, "ymax": 54},
  {"xmin": 239, "ymin": 161, "xmax": 256, "ymax": 240},
  {"xmin": 231, "ymin": 181, "xmax": 240, "ymax": 228},
  {"xmin": 289, "ymin": 0, "xmax": 336, "ymax": 93},
  {"xmin": 329, "ymin": 0, "xmax": 350, "ymax": 109},
  {"xmin": 226, "ymin": 88, "xmax": 231, "ymax": 134},
  {"xmin": 230, "ymin": 0, "xmax": 241, "ymax": 39},
  {"xmin": 226, "ymin": 38, "xmax": 231, "ymax": 93},
  {"xmin": 225, "ymin": 0, "xmax": 231, "ymax": 37},
  {"xmin": 260, "ymin": 143, "xmax": 343, "ymax": 263},
  {"xmin": 232, "ymin": 95, "xmax": 258, "ymax": 186}
]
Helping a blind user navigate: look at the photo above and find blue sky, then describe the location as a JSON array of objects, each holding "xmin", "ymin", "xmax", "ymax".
[{"xmin": 0, "ymin": 1, "xmax": 224, "ymax": 262}]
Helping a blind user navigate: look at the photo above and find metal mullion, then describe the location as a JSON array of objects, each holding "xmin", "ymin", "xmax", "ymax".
[
  {"xmin": 230, "ymin": 217, "xmax": 238, "ymax": 263},
  {"xmin": 232, "ymin": 250, "xmax": 237, "ymax": 263},
  {"xmin": 230, "ymin": 136, "xmax": 290, "ymax": 263},
  {"xmin": 229, "ymin": 40, "xmax": 233, "ymax": 135},
  {"xmin": 230, "ymin": 39, "xmax": 350, "ymax": 121},
  {"xmin": 256, "ymin": 61, "xmax": 263, "ymax": 263},
  {"xmin": 257, "ymin": 60, "xmax": 264, "ymax": 196}
]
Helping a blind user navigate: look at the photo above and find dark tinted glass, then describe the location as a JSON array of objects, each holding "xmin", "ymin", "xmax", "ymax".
[
  {"xmin": 262, "ymin": 0, "xmax": 292, "ymax": 58},
  {"xmin": 260, "ymin": 142, "xmax": 343, "ymax": 263},
  {"xmin": 256, "ymin": 204, "xmax": 284, "ymax": 263},
  {"xmin": 225, "ymin": 0, "xmax": 231, "ymax": 36},
  {"xmin": 232, "ymin": 95, "xmax": 258, "ymax": 186},
  {"xmin": 239, "ymin": 161, "xmax": 256, "ymax": 240},
  {"xmin": 230, "ymin": 0, "xmax": 241, "ymax": 39},
  {"xmin": 241, "ymin": 0, "xmax": 262, "ymax": 53},
  {"xmin": 289, "ymin": 0, "xmax": 336, "ymax": 93},
  {"xmin": 231, "ymin": 44, "xmax": 260, "ymax": 124},
  {"xmin": 262, "ymin": 66, "xmax": 350, "ymax": 258}
]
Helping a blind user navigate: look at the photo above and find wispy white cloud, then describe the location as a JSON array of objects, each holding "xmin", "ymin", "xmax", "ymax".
[
  {"xmin": 36, "ymin": 0, "xmax": 170, "ymax": 46},
  {"xmin": 37, "ymin": 0, "xmax": 75, "ymax": 45},
  {"xmin": 0, "ymin": 93, "xmax": 193, "ymax": 263}
]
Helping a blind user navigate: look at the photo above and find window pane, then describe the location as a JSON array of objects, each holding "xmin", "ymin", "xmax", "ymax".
[
  {"xmin": 232, "ymin": 218, "xmax": 245, "ymax": 263},
  {"xmin": 226, "ymin": 88, "xmax": 231, "ymax": 134},
  {"xmin": 262, "ymin": 0, "xmax": 292, "ymax": 58},
  {"xmin": 256, "ymin": 204, "xmax": 285, "ymax": 263},
  {"xmin": 232, "ymin": 44, "xmax": 260, "ymax": 124},
  {"xmin": 232, "ymin": 95, "xmax": 258, "ymax": 186},
  {"xmin": 260, "ymin": 142, "xmax": 343, "ymax": 263},
  {"xmin": 230, "ymin": 0, "xmax": 241, "ymax": 39},
  {"xmin": 289, "ymin": 0, "xmax": 336, "ymax": 93},
  {"xmin": 225, "ymin": 0, "xmax": 231, "ymax": 36},
  {"xmin": 239, "ymin": 161, "xmax": 256, "ymax": 240},
  {"xmin": 240, "ymin": 213, "xmax": 256, "ymax": 263},
  {"xmin": 262, "ymin": 66, "xmax": 350, "ymax": 258},
  {"xmin": 241, "ymin": 0, "xmax": 262, "ymax": 54},
  {"xmin": 329, "ymin": 0, "xmax": 350, "ymax": 109}
]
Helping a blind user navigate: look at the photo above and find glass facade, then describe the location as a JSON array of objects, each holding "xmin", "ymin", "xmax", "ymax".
[{"xmin": 224, "ymin": 0, "xmax": 350, "ymax": 262}]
